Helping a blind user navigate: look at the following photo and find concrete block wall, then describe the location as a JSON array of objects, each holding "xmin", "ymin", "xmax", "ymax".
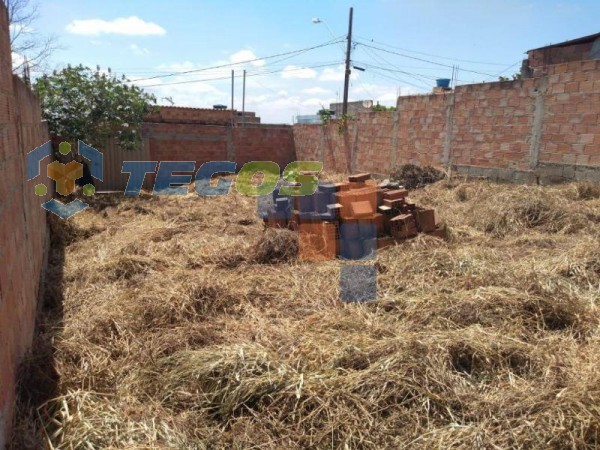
[
  {"xmin": 0, "ymin": 2, "xmax": 51, "ymax": 447},
  {"xmin": 293, "ymin": 59, "xmax": 600, "ymax": 183},
  {"xmin": 144, "ymin": 111, "xmax": 297, "ymax": 173}
]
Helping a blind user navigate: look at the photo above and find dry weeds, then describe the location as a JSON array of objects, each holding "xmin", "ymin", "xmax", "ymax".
[{"xmin": 11, "ymin": 178, "xmax": 600, "ymax": 449}]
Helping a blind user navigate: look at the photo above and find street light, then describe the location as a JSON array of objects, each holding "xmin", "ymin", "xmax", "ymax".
[
  {"xmin": 311, "ymin": 17, "xmax": 339, "ymax": 44},
  {"xmin": 311, "ymin": 9, "xmax": 353, "ymax": 117}
]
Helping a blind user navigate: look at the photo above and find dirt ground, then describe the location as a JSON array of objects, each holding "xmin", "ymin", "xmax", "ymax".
[{"xmin": 12, "ymin": 176, "xmax": 600, "ymax": 449}]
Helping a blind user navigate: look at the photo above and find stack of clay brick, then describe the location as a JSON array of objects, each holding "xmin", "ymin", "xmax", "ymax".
[{"xmin": 261, "ymin": 173, "xmax": 444, "ymax": 260}]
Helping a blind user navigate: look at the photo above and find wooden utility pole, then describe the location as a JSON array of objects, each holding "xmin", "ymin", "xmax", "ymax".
[
  {"xmin": 342, "ymin": 7, "xmax": 353, "ymax": 117},
  {"xmin": 242, "ymin": 69, "xmax": 246, "ymax": 127},
  {"xmin": 231, "ymin": 70, "xmax": 235, "ymax": 125}
]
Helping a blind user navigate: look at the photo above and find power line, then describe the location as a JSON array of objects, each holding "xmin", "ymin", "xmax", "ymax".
[
  {"xmin": 355, "ymin": 45, "xmax": 434, "ymax": 88},
  {"xmin": 354, "ymin": 41, "xmax": 498, "ymax": 78},
  {"xmin": 138, "ymin": 62, "xmax": 343, "ymax": 88},
  {"xmin": 133, "ymin": 39, "xmax": 344, "ymax": 82},
  {"xmin": 493, "ymin": 60, "xmax": 522, "ymax": 77},
  {"xmin": 355, "ymin": 56, "xmax": 472, "ymax": 85},
  {"xmin": 365, "ymin": 66, "xmax": 428, "ymax": 91},
  {"xmin": 121, "ymin": 59, "xmax": 340, "ymax": 81},
  {"xmin": 354, "ymin": 35, "xmax": 511, "ymax": 66}
]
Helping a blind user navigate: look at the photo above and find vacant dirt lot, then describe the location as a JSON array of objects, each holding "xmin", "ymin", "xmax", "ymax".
[{"xmin": 13, "ymin": 177, "xmax": 600, "ymax": 449}]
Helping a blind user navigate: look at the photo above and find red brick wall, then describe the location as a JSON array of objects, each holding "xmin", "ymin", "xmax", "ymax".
[
  {"xmin": 0, "ymin": 2, "xmax": 50, "ymax": 446},
  {"xmin": 396, "ymin": 94, "xmax": 448, "ymax": 167},
  {"xmin": 292, "ymin": 124, "xmax": 321, "ymax": 162},
  {"xmin": 233, "ymin": 126, "xmax": 296, "ymax": 169},
  {"xmin": 355, "ymin": 111, "xmax": 394, "ymax": 173},
  {"xmin": 145, "ymin": 123, "xmax": 229, "ymax": 169},
  {"xmin": 539, "ymin": 60, "xmax": 600, "ymax": 167},
  {"xmin": 293, "ymin": 59, "xmax": 600, "ymax": 182},
  {"xmin": 529, "ymin": 42, "xmax": 594, "ymax": 75},
  {"xmin": 144, "ymin": 121, "xmax": 296, "ymax": 173},
  {"xmin": 450, "ymin": 79, "xmax": 536, "ymax": 170},
  {"xmin": 145, "ymin": 106, "xmax": 233, "ymax": 126}
]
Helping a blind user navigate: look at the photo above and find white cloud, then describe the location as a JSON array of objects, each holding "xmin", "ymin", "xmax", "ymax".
[
  {"xmin": 65, "ymin": 16, "xmax": 166, "ymax": 36},
  {"xmin": 230, "ymin": 49, "xmax": 265, "ymax": 67},
  {"xmin": 129, "ymin": 44, "xmax": 150, "ymax": 56},
  {"xmin": 319, "ymin": 66, "xmax": 344, "ymax": 82},
  {"xmin": 319, "ymin": 65, "xmax": 360, "ymax": 82},
  {"xmin": 281, "ymin": 65, "xmax": 317, "ymax": 79},
  {"xmin": 302, "ymin": 86, "xmax": 330, "ymax": 95},
  {"xmin": 301, "ymin": 97, "xmax": 336, "ymax": 107}
]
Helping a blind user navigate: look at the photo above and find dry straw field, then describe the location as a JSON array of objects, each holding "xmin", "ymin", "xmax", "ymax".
[{"xmin": 12, "ymin": 174, "xmax": 600, "ymax": 449}]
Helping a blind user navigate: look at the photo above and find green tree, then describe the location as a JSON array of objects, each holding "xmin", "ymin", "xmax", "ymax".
[
  {"xmin": 371, "ymin": 103, "xmax": 396, "ymax": 112},
  {"xmin": 35, "ymin": 65, "xmax": 157, "ymax": 150},
  {"xmin": 317, "ymin": 108, "xmax": 333, "ymax": 126}
]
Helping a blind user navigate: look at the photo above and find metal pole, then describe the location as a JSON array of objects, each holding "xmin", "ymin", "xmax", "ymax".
[
  {"xmin": 231, "ymin": 70, "xmax": 235, "ymax": 125},
  {"xmin": 242, "ymin": 69, "xmax": 246, "ymax": 127},
  {"xmin": 342, "ymin": 7, "xmax": 353, "ymax": 117}
]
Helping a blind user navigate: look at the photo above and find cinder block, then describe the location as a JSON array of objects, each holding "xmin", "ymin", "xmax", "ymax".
[
  {"xmin": 353, "ymin": 186, "xmax": 379, "ymax": 210},
  {"xmin": 318, "ymin": 183, "xmax": 338, "ymax": 194},
  {"xmin": 383, "ymin": 189, "xmax": 408, "ymax": 200},
  {"xmin": 335, "ymin": 182, "xmax": 351, "ymax": 191},
  {"xmin": 327, "ymin": 203, "xmax": 343, "ymax": 220},
  {"xmin": 334, "ymin": 191, "xmax": 355, "ymax": 219},
  {"xmin": 351, "ymin": 200, "xmax": 375, "ymax": 218},
  {"xmin": 414, "ymin": 208, "xmax": 437, "ymax": 233},
  {"xmin": 294, "ymin": 195, "xmax": 314, "ymax": 213},
  {"xmin": 358, "ymin": 220, "xmax": 377, "ymax": 239},
  {"xmin": 275, "ymin": 197, "xmax": 290, "ymax": 211},
  {"xmin": 373, "ymin": 213, "xmax": 384, "ymax": 236},
  {"xmin": 340, "ymin": 221, "xmax": 360, "ymax": 240},
  {"xmin": 312, "ymin": 191, "xmax": 330, "ymax": 213},
  {"xmin": 401, "ymin": 201, "xmax": 416, "ymax": 213},
  {"xmin": 383, "ymin": 198, "xmax": 405, "ymax": 209},
  {"xmin": 340, "ymin": 239, "xmax": 365, "ymax": 260},
  {"xmin": 348, "ymin": 172, "xmax": 371, "ymax": 182},
  {"xmin": 348, "ymin": 181, "xmax": 366, "ymax": 190},
  {"xmin": 390, "ymin": 214, "xmax": 418, "ymax": 239}
]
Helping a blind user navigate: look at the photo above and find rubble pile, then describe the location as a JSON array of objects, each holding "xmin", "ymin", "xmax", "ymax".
[{"xmin": 261, "ymin": 173, "xmax": 445, "ymax": 260}]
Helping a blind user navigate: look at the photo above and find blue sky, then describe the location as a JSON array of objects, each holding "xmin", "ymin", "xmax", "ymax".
[{"xmin": 20, "ymin": 0, "xmax": 600, "ymax": 123}]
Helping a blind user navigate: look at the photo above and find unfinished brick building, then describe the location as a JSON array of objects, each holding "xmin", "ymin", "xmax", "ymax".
[{"xmin": 525, "ymin": 32, "xmax": 600, "ymax": 77}]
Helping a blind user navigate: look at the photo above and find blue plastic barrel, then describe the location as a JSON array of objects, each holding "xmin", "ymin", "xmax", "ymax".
[{"xmin": 436, "ymin": 78, "xmax": 451, "ymax": 88}]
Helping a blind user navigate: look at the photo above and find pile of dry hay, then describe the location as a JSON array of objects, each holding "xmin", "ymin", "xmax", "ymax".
[{"xmin": 12, "ymin": 177, "xmax": 600, "ymax": 449}]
